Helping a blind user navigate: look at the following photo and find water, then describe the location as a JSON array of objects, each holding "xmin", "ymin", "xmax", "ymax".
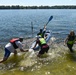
[
  {"xmin": 0, "ymin": 9, "xmax": 76, "ymax": 75},
  {"xmin": 0, "ymin": 9, "xmax": 76, "ymax": 45}
]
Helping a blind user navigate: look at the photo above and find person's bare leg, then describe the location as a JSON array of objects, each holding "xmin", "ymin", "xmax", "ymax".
[{"xmin": 0, "ymin": 57, "xmax": 8, "ymax": 63}]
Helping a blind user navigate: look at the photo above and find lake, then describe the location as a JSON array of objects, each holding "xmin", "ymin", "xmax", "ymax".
[
  {"xmin": 0, "ymin": 9, "xmax": 76, "ymax": 45},
  {"xmin": 0, "ymin": 9, "xmax": 76, "ymax": 75}
]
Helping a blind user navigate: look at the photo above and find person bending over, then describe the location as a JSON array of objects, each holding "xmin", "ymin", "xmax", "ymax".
[
  {"xmin": 33, "ymin": 36, "xmax": 49, "ymax": 57},
  {"xmin": 0, "ymin": 37, "xmax": 28, "ymax": 63}
]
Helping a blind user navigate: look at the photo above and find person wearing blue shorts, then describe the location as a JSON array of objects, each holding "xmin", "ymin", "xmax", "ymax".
[{"xmin": 0, "ymin": 37, "xmax": 28, "ymax": 63}]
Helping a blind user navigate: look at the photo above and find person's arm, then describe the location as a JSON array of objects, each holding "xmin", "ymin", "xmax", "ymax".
[
  {"xmin": 43, "ymin": 25, "xmax": 46, "ymax": 30},
  {"xmin": 0, "ymin": 57, "xmax": 8, "ymax": 63},
  {"xmin": 64, "ymin": 37, "xmax": 68, "ymax": 46},
  {"xmin": 33, "ymin": 41, "xmax": 38, "ymax": 49},
  {"xmin": 20, "ymin": 49, "xmax": 28, "ymax": 52},
  {"xmin": 14, "ymin": 49, "xmax": 17, "ymax": 55},
  {"xmin": 16, "ymin": 41, "xmax": 28, "ymax": 52}
]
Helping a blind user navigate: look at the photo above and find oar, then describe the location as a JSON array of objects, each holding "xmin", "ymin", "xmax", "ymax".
[
  {"xmin": 45, "ymin": 16, "xmax": 53, "ymax": 26},
  {"xmin": 43, "ymin": 15, "xmax": 53, "ymax": 31}
]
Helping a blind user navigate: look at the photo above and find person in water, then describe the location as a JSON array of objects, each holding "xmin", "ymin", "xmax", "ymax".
[
  {"xmin": 64, "ymin": 30, "xmax": 76, "ymax": 53},
  {"xmin": 33, "ymin": 36, "xmax": 49, "ymax": 57},
  {"xmin": 37, "ymin": 25, "xmax": 46, "ymax": 38},
  {"xmin": 0, "ymin": 37, "xmax": 28, "ymax": 63}
]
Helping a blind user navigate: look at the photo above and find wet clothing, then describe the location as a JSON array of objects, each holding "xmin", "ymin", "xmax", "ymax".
[
  {"xmin": 39, "ymin": 44, "xmax": 49, "ymax": 54},
  {"xmin": 36, "ymin": 38, "xmax": 49, "ymax": 54},
  {"xmin": 67, "ymin": 43, "xmax": 73, "ymax": 53},
  {"xmin": 37, "ymin": 29, "xmax": 46, "ymax": 38},
  {"xmin": 67, "ymin": 35, "xmax": 76, "ymax": 52},
  {"xmin": 4, "ymin": 48, "xmax": 11, "ymax": 58},
  {"xmin": 67, "ymin": 35, "xmax": 75, "ymax": 45}
]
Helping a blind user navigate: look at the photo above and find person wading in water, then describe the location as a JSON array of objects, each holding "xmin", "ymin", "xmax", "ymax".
[
  {"xmin": 0, "ymin": 37, "xmax": 28, "ymax": 63},
  {"xmin": 64, "ymin": 30, "xmax": 76, "ymax": 53},
  {"xmin": 33, "ymin": 36, "xmax": 49, "ymax": 57}
]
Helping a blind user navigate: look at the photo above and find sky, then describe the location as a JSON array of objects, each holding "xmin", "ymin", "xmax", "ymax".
[{"xmin": 0, "ymin": 0, "xmax": 76, "ymax": 6}]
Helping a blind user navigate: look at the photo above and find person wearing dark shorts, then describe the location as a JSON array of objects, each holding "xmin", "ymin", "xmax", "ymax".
[
  {"xmin": 64, "ymin": 30, "xmax": 76, "ymax": 53},
  {"xmin": 39, "ymin": 44, "xmax": 49, "ymax": 55},
  {"xmin": 33, "ymin": 36, "xmax": 49, "ymax": 57}
]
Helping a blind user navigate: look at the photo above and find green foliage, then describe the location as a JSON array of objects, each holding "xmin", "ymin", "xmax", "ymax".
[{"xmin": 0, "ymin": 5, "xmax": 76, "ymax": 9}]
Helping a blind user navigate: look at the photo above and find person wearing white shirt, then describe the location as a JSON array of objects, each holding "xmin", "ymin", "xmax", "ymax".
[{"xmin": 0, "ymin": 37, "xmax": 28, "ymax": 63}]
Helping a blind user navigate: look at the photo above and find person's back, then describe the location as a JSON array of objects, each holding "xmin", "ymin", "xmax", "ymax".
[
  {"xmin": 10, "ymin": 38, "xmax": 19, "ymax": 49},
  {"xmin": 33, "ymin": 36, "xmax": 49, "ymax": 57},
  {"xmin": 5, "ymin": 42, "xmax": 15, "ymax": 53},
  {"xmin": 0, "ymin": 37, "xmax": 28, "ymax": 63},
  {"xmin": 5, "ymin": 39, "xmax": 23, "ymax": 52},
  {"xmin": 37, "ymin": 37, "xmax": 47, "ymax": 47}
]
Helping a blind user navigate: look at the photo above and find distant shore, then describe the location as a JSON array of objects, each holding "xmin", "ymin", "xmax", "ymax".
[{"xmin": 0, "ymin": 5, "xmax": 76, "ymax": 9}]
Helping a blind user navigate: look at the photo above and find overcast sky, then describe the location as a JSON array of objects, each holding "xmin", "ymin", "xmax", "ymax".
[{"xmin": 0, "ymin": 0, "xmax": 76, "ymax": 6}]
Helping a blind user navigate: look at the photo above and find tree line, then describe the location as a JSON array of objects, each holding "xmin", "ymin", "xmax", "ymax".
[{"xmin": 0, "ymin": 5, "xmax": 76, "ymax": 9}]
